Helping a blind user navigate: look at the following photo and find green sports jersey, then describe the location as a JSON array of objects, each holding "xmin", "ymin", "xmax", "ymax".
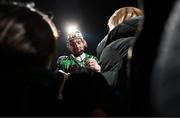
[{"xmin": 57, "ymin": 53, "xmax": 99, "ymax": 73}]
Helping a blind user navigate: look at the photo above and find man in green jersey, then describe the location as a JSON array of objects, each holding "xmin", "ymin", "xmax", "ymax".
[{"xmin": 57, "ymin": 29, "xmax": 101, "ymax": 74}]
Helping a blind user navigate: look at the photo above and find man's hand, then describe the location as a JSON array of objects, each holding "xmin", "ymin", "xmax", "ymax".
[{"xmin": 86, "ymin": 58, "xmax": 101, "ymax": 72}]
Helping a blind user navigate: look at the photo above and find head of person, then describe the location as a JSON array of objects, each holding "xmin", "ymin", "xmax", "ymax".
[
  {"xmin": 66, "ymin": 30, "xmax": 87, "ymax": 56},
  {"xmin": 108, "ymin": 7, "xmax": 143, "ymax": 32},
  {"xmin": 0, "ymin": 1, "xmax": 59, "ymax": 70},
  {"xmin": 62, "ymin": 67, "xmax": 112, "ymax": 116}
]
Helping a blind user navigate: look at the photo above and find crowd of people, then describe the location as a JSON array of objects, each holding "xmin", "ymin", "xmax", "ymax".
[{"xmin": 0, "ymin": 0, "xmax": 180, "ymax": 117}]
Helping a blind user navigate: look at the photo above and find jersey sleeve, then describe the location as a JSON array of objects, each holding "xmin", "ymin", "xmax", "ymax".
[
  {"xmin": 90, "ymin": 55, "xmax": 100, "ymax": 64},
  {"xmin": 57, "ymin": 56, "xmax": 67, "ymax": 71}
]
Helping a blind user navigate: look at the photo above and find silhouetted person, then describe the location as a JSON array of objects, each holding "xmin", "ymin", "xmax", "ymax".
[
  {"xmin": 62, "ymin": 67, "xmax": 113, "ymax": 116},
  {"xmin": 150, "ymin": 1, "xmax": 180, "ymax": 115},
  {"xmin": 96, "ymin": 7, "xmax": 143, "ymax": 115},
  {"xmin": 0, "ymin": 1, "xmax": 61, "ymax": 116},
  {"xmin": 129, "ymin": 0, "xmax": 177, "ymax": 116}
]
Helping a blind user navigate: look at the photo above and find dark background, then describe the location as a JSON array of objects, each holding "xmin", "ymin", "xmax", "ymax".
[{"xmin": 3, "ymin": 0, "xmax": 138, "ymax": 69}]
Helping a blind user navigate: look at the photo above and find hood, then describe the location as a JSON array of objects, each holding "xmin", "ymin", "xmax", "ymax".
[
  {"xmin": 96, "ymin": 16, "xmax": 143, "ymax": 58},
  {"xmin": 105, "ymin": 16, "xmax": 143, "ymax": 47}
]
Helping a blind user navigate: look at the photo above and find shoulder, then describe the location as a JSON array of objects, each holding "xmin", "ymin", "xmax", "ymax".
[
  {"xmin": 96, "ymin": 35, "xmax": 108, "ymax": 58},
  {"xmin": 102, "ymin": 37, "xmax": 135, "ymax": 58},
  {"xmin": 57, "ymin": 56, "xmax": 69, "ymax": 64},
  {"xmin": 84, "ymin": 53, "xmax": 99, "ymax": 60},
  {"xmin": 84, "ymin": 53, "xmax": 96, "ymax": 58},
  {"xmin": 107, "ymin": 36, "xmax": 135, "ymax": 49},
  {"xmin": 97, "ymin": 35, "xmax": 108, "ymax": 48},
  {"xmin": 115, "ymin": 36, "xmax": 134, "ymax": 46}
]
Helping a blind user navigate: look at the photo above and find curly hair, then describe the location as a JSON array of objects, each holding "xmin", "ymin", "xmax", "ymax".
[{"xmin": 66, "ymin": 38, "xmax": 87, "ymax": 52}]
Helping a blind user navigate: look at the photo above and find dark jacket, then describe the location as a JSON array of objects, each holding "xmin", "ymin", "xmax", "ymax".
[
  {"xmin": 150, "ymin": 0, "xmax": 180, "ymax": 116},
  {"xmin": 96, "ymin": 16, "xmax": 143, "ymax": 94},
  {"xmin": 0, "ymin": 69, "xmax": 61, "ymax": 116},
  {"xmin": 129, "ymin": 0, "xmax": 176, "ymax": 116}
]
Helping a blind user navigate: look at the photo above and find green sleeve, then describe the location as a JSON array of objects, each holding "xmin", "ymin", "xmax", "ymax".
[
  {"xmin": 92, "ymin": 55, "xmax": 100, "ymax": 64},
  {"xmin": 57, "ymin": 56, "xmax": 67, "ymax": 71},
  {"xmin": 85, "ymin": 53, "xmax": 100, "ymax": 64}
]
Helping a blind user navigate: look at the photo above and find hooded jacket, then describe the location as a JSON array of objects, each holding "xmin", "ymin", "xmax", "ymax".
[{"xmin": 96, "ymin": 16, "xmax": 143, "ymax": 94}]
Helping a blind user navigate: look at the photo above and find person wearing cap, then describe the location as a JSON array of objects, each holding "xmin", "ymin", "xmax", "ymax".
[{"xmin": 57, "ymin": 29, "xmax": 101, "ymax": 74}]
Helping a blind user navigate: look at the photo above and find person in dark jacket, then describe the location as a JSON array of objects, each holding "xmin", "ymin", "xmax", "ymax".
[
  {"xmin": 96, "ymin": 7, "xmax": 143, "ymax": 115},
  {"xmin": 97, "ymin": 7, "xmax": 143, "ymax": 94},
  {"xmin": 129, "ymin": 0, "xmax": 180, "ymax": 116},
  {"xmin": 0, "ymin": 1, "xmax": 61, "ymax": 116}
]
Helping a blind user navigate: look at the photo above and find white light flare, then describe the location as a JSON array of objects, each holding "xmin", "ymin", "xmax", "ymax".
[{"xmin": 66, "ymin": 24, "xmax": 78, "ymax": 34}]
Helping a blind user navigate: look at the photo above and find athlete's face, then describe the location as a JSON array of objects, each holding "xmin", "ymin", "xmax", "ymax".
[{"xmin": 69, "ymin": 38, "xmax": 85, "ymax": 56}]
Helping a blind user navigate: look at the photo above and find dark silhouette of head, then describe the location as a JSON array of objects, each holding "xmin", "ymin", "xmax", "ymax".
[
  {"xmin": 62, "ymin": 67, "xmax": 112, "ymax": 116},
  {"xmin": 0, "ymin": 1, "xmax": 59, "ymax": 70}
]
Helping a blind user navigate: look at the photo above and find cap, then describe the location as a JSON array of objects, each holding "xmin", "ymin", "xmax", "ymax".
[{"xmin": 67, "ymin": 29, "xmax": 83, "ymax": 40}]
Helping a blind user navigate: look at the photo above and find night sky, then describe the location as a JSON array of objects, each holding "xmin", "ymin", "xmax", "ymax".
[{"xmin": 4, "ymin": 0, "xmax": 138, "ymax": 68}]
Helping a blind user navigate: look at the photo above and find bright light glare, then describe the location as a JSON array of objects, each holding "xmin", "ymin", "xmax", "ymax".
[{"xmin": 66, "ymin": 25, "xmax": 78, "ymax": 34}]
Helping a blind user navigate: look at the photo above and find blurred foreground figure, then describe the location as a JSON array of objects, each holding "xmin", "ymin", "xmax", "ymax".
[
  {"xmin": 0, "ymin": 1, "xmax": 61, "ymax": 116},
  {"xmin": 129, "ymin": 0, "xmax": 180, "ymax": 116},
  {"xmin": 62, "ymin": 67, "xmax": 113, "ymax": 117}
]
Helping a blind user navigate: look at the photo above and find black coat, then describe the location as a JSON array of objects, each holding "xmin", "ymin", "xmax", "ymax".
[
  {"xmin": 129, "ymin": 0, "xmax": 176, "ymax": 116},
  {"xmin": 96, "ymin": 16, "xmax": 143, "ymax": 93},
  {"xmin": 0, "ymin": 69, "xmax": 61, "ymax": 116}
]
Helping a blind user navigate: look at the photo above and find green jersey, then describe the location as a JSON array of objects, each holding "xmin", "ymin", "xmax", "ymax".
[{"xmin": 57, "ymin": 53, "xmax": 99, "ymax": 73}]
